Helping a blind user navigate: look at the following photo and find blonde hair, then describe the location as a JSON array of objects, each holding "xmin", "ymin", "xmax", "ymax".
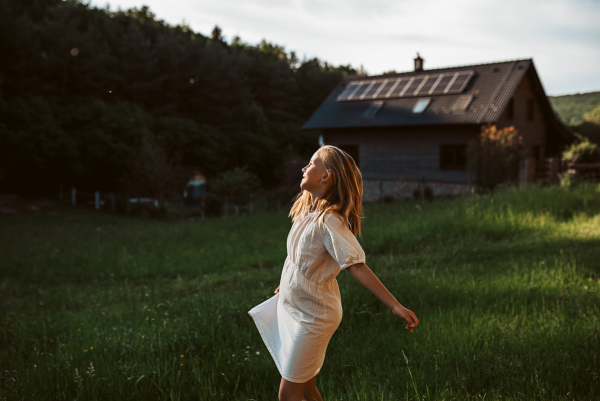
[{"xmin": 289, "ymin": 145, "xmax": 363, "ymax": 236}]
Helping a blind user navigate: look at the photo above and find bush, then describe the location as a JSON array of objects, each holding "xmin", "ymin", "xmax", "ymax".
[
  {"xmin": 211, "ymin": 167, "xmax": 261, "ymax": 209},
  {"xmin": 468, "ymin": 124, "xmax": 525, "ymax": 191},
  {"xmin": 562, "ymin": 134, "xmax": 600, "ymax": 163},
  {"xmin": 561, "ymin": 172, "xmax": 577, "ymax": 188}
]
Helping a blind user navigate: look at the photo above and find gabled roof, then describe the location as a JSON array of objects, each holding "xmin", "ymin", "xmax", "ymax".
[{"xmin": 303, "ymin": 59, "xmax": 549, "ymax": 130}]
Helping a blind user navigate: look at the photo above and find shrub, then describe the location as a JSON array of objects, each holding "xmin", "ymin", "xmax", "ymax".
[
  {"xmin": 561, "ymin": 171, "xmax": 577, "ymax": 188},
  {"xmin": 211, "ymin": 167, "xmax": 261, "ymax": 210},
  {"xmin": 562, "ymin": 134, "xmax": 600, "ymax": 163},
  {"xmin": 467, "ymin": 124, "xmax": 526, "ymax": 191}
]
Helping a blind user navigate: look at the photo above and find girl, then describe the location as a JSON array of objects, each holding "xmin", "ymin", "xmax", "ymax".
[{"xmin": 249, "ymin": 145, "xmax": 419, "ymax": 401}]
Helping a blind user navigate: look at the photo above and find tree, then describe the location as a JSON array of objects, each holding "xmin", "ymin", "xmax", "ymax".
[
  {"xmin": 574, "ymin": 106, "xmax": 600, "ymax": 144},
  {"xmin": 356, "ymin": 64, "xmax": 368, "ymax": 76},
  {"xmin": 118, "ymin": 138, "xmax": 185, "ymax": 205},
  {"xmin": 467, "ymin": 124, "xmax": 526, "ymax": 191},
  {"xmin": 0, "ymin": 0, "xmax": 357, "ymax": 197}
]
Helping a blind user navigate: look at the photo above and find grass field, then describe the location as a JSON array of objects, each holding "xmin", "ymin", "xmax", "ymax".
[{"xmin": 1, "ymin": 185, "xmax": 599, "ymax": 400}]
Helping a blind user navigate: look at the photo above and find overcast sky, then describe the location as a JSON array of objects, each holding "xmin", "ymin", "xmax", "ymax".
[{"xmin": 92, "ymin": 0, "xmax": 600, "ymax": 96}]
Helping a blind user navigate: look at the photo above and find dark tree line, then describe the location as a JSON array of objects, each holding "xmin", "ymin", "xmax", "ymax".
[{"xmin": 0, "ymin": 0, "xmax": 357, "ymax": 196}]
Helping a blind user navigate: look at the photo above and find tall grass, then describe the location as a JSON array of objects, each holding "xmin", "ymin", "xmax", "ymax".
[{"xmin": 1, "ymin": 185, "xmax": 599, "ymax": 400}]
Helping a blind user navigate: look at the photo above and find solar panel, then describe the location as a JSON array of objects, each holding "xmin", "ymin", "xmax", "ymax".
[
  {"xmin": 389, "ymin": 78, "xmax": 409, "ymax": 98},
  {"xmin": 372, "ymin": 79, "xmax": 390, "ymax": 98},
  {"xmin": 447, "ymin": 71, "xmax": 473, "ymax": 93},
  {"xmin": 418, "ymin": 75, "xmax": 437, "ymax": 94},
  {"xmin": 375, "ymin": 79, "xmax": 394, "ymax": 98},
  {"xmin": 431, "ymin": 75, "xmax": 454, "ymax": 95},
  {"xmin": 336, "ymin": 83, "xmax": 357, "ymax": 101},
  {"xmin": 337, "ymin": 70, "xmax": 474, "ymax": 102},
  {"xmin": 360, "ymin": 80, "xmax": 380, "ymax": 99},
  {"xmin": 406, "ymin": 77, "xmax": 425, "ymax": 96},
  {"xmin": 348, "ymin": 82, "xmax": 366, "ymax": 100}
]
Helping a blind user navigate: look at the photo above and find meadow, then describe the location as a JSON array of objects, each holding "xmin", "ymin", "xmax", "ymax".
[{"xmin": 1, "ymin": 185, "xmax": 599, "ymax": 400}]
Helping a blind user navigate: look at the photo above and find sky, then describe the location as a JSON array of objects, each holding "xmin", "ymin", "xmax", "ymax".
[{"xmin": 91, "ymin": 0, "xmax": 600, "ymax": 96}]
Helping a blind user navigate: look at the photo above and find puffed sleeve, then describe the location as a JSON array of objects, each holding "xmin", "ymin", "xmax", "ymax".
[{"xmin": 320, "ymin": 213, "xmax": 366, "ymax": 270}]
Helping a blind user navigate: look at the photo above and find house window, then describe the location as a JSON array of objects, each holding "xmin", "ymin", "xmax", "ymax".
[
  {"xmin": 526, "ymin": 98, "xmax": 534, "ymax": 121},
  {"xmin": 338, "ymin": 144, "xmax": 359, "ymax": 167},
  {"xmin": 364, "ymin": 101, "xmax": 384, "ymax": 118},
  {"xmin": 412, "ymin": 98, "xmax": 430, "ymax": 114},
  {"xmin": 507, "ymin": 97, "xmax": 514, "ymax": 120},
  {"xmin": 451, "ymin": 95, "xmax": 473, "ymax": 113},
  {"xmin": 440, "ymin": 144, "xmax": 467, "ymax": 170}
]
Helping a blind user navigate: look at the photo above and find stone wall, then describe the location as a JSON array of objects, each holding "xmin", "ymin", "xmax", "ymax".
[{"xmin": 363, "ymin": 179, "xmax": 472, "ymax": 202}]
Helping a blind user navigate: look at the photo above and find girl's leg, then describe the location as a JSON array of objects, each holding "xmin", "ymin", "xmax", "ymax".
[
  {"xmin": 278, "ymin": 375, "xmax": 323, "ymax": 401},
  {"xmin": 303, "ymin": 375, "xmax": 323, "ymax": 401},
  {"xmin": 278, "ymin": 377, "xmax": 305, "ymax": 401}
]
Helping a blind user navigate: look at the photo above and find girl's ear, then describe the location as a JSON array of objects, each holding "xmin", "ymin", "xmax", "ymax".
[{"xmin": 321, "ymin": 170, "xmax": 333, "ymax": 183}]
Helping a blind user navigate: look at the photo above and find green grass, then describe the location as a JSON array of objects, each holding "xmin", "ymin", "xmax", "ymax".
[{"xmin": 1, "ymin": 185, "xmax": 599, "ymax": 400}]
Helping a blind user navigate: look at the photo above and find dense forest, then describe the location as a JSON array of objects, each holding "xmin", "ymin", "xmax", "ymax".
[
  {"xmin": 549, "ymin": 92, "xmax": 600, "ymax": 145},
  {"xmin": 0, "ymin": 0, "xmax": 358, "ymax": 197},
  {"xmin": 549, "ymin": 91, "xmax": 600, "ymax": 126}
]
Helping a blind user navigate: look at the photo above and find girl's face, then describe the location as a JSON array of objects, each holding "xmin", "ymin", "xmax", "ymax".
[{"xmin": 301, "ymin": 152, "xmax": 329, "ymax": 191}]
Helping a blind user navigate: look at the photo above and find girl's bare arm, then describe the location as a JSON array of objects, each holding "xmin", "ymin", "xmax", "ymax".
[{"xmin": 346, "ymin": 263, "xmax": 419, "ymax": 332}]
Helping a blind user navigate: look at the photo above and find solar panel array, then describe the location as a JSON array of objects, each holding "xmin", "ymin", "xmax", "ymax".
[{"xmin": 336, "ymin": 70, "xmax": 474, "ymax": 102}]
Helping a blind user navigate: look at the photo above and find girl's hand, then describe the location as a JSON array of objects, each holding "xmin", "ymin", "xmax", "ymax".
[
  {"xmin": 392, "ymin": 305, "xmax": 419, "ymax": 332},
  {"xmin": 274, "ymin": 285, "xmax": 280, "ymax": 294}
]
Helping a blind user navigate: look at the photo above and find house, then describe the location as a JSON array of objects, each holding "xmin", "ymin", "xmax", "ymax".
[{"xmin": 302, "ymin": 55, "xmax": 567, "ymax": 200}]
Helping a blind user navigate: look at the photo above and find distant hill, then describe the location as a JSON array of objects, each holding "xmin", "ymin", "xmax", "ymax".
[{"xmin": 549, "ymin": 91, "xmax": 600, "ymax": 126}]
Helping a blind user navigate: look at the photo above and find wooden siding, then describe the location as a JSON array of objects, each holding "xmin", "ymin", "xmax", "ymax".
[
  {"xmin": 324, "ymin": 126, "xmax": 479, "ymax": 184},
  {"xmin": 496, "ymin": 72, "xmax": 547, "ymax": 159}
]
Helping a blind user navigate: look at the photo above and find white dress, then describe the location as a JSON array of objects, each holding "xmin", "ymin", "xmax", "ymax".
[{"xmin": 248, "ymin": 211, "xmax": 366, "ymax": 383}]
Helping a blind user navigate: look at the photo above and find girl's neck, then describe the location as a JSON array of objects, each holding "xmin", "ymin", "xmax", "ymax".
[{"xmin": 308, "ymin": 197, "xmax": 321, "ymax": 213}]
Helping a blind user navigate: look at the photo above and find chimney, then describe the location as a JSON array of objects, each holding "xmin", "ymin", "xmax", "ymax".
[{"xmin": 414, "ymin": 53, "xmax": 424, "ymax": 72}]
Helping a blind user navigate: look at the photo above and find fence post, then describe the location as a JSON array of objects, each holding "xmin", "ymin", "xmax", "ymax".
[
  {"xmin": 71, "ymin": 187, "xmax": 77, "ymax": 207},
  {"xmin": 519, "ymin": 158, "xmax": 535, "ymax": 187},
  {"xmin": 379, "ymin": 180, "xmax": 383, "ymax": 202},
  {"xmin": 420, "ymin": 176, "xmax": 425, "ymax": 204},
  {"xmin": 95, "ymin": 191, "xmax": 100, "ymax": 210}
]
